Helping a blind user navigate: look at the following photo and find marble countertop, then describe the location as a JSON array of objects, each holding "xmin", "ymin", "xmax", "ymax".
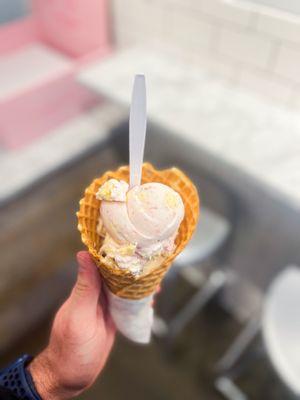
[{"xmin": 79, "ymin": 48, "xmax": 300, "ymax": 211}]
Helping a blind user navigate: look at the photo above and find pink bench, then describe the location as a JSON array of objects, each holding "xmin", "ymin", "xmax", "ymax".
[{"xmin": 0, "ymin": 0, "xmax": 111, "ymax": 149}]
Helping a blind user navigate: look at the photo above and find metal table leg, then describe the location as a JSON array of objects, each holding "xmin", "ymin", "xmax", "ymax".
[
  {"xmin": 215, "ymin": 315, "xmax": 261, "ymax": 373},
  {"xmin": 153, "ymin": 271, "xmax": 226, "ymax": 339},
  {"xmin": 215, "ymin": 377, "xmax": 248, "ymax": 400}
]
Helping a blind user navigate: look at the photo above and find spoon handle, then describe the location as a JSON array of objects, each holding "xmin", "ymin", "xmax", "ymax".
[{"xmin": 129, "ymin": 74, "xmax": 147, "ymax": 188}]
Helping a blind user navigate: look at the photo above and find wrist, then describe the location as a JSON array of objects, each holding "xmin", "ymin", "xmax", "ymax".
[{"xmin": 27, "ymin": 350, "xmax": 65, "ymax": 400}]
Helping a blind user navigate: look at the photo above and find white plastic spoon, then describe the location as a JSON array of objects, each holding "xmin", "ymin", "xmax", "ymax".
[{"xmin": 129, "ymin": 74, "xmax": 147, "ymax": 188}]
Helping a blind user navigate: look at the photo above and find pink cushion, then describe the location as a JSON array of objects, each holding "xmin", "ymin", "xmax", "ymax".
[{"xmin": 32, "ymin": 0, "xmax": 110, "ymax": 57}]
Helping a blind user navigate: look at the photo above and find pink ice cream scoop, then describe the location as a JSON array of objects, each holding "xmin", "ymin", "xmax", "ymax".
[{"xmin": 97, "ymin": 180, "xmax": 184, "ymax": 250}]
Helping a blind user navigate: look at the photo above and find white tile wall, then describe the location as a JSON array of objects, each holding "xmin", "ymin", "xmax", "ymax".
[
  {"xmin": 165, "ymin": 0, "xmax": 202, "ymax": 11},
  {"xmin": 167, "ymin": 7, "xmax": 216, "ymax": 52},
  {"xmin": 111, "ymin": 0, "xmax": 300, "ymax": 108},
  {"xmin": 200, "ymin": 0, "xmax": 255, "ymax": 27},
  {"xmin": 257, "ymin": 13, "xmax": 300, "ymax": 44},
  {"xmin": 219, "ymin": 27, "xmax": 275, "ymax": 69},
  {"xmin": 275, "ymin": 45, "xmax": 300, "ymax": 83}
]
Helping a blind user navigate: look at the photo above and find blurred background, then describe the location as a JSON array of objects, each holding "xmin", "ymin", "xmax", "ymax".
[{"xmin": 1, "ymin": 0, "xmax": 300, "ymax": 399}]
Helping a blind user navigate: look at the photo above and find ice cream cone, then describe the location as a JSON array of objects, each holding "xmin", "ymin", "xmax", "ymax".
[{"xmin": 77, "ymin": 163, "xmax": 199, "ymax": 299}]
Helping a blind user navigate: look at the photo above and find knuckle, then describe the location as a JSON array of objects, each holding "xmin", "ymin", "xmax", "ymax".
[{"xmin": 75, "ymin": 281, "xmax": 89, "ymax": 296}]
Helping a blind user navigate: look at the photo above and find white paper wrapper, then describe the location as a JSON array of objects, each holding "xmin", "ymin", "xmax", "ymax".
[{"xmin": 105, "ymin": 287, "xmax": 154, "ymax": 344}]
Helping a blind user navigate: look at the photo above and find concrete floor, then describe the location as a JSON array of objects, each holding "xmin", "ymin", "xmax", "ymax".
[{"xmin": 1, "ymin": 278, "xmax": 293, "ymax": 400}]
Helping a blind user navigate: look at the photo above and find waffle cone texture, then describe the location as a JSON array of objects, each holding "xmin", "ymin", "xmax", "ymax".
[{"xmin": 77, "ymin": 163, "xmax": 199, "ymax": 299}]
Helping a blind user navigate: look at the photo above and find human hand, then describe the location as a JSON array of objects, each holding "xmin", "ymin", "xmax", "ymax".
[{"xmin": 28, "ymin": 251, "xmax": 116, "ymax": 400}]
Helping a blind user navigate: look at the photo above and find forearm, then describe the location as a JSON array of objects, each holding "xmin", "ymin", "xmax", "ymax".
[{"xmin": 28, "ymin": 350, "xmax": 77, "ymax": 400}]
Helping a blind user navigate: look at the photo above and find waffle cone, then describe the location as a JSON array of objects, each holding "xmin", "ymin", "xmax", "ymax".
[{"xmin": 77, "ymin": 163, "xmax": 199, "ymax": 299}]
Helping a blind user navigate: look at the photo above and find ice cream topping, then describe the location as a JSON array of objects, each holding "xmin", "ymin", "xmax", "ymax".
[
  {"xmin": 96, "ymin": 179, "xmax": 128, "ymax": 201},
  {"xmin": 96, "ymin": 179, "xmax": 185, "ymax": 275}
]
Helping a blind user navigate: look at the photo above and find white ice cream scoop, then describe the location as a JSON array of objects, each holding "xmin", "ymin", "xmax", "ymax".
[{"xmin": 99, "ymin": 181, "xmax": 184, "ymax": 248}]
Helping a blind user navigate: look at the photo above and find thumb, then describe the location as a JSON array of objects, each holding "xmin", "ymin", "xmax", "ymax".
[{"xmin": 70, "ymin": 251, "xmax": 101, "ymax": 311}]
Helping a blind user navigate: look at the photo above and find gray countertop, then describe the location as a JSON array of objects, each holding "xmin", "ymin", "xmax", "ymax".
[{"xmin": 79, "ymin": 47, "xmax": 300, "ymax": 212}]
